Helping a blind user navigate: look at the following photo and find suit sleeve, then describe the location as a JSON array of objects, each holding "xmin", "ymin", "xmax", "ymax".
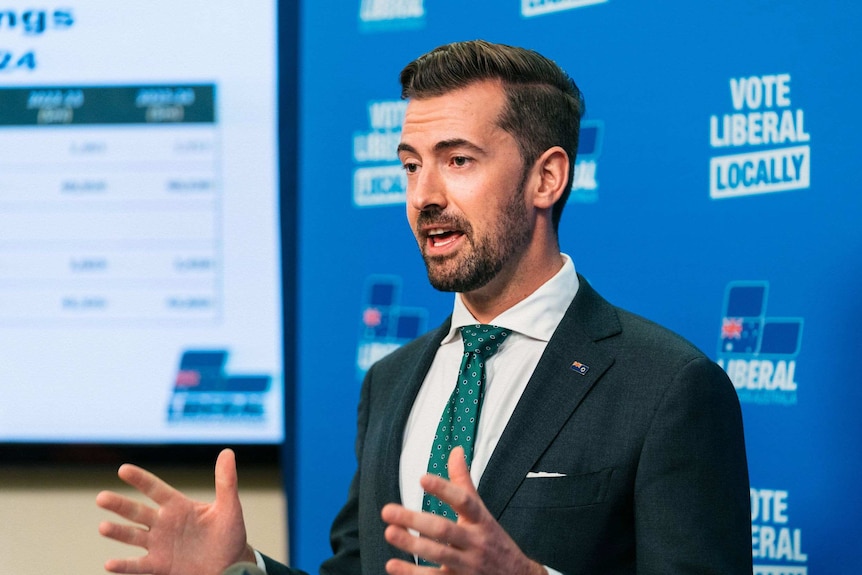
[
  {"xmin": 634, "ymin": 356, "xmax": 753, "ymax": 574},
  {"xmin": 260, "ymin": 553, "xmax": 306, "ymax": 575}
]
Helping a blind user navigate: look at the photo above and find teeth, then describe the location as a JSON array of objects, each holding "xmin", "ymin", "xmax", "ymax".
[
  {"xmin": 428, "ymin": 229, "xmax": 447, "ymax": 236},
  {"xmin": 434, "ymin": 235, "xmax": 458, "ymax": 247}
]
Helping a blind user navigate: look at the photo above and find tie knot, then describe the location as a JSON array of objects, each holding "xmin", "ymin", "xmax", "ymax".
[{"xmin": 460, "ymin": 324, "xmax": 510, "ymax": 358}]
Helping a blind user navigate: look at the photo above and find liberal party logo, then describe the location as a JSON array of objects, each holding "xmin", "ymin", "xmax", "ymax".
[
  {"xmin": 716, "ymin": 282, "xmax": 803, "ymax": 405},
  {"xmin": 358, "ymin": 0, "xmax": 425, "ymax": 32},
  {"xmin": 570, "ymin": 120, "xmax": 604, "ymax": 203},
  {"xmin": 750, "ymin": 487, "xmax": 809, "ymax": 574},
  {"xmin": 353, "ymin": 99, "xmax": 407, "ymax": 207},
  {"xmin": 168, "ymin": 350, "xmax": 272, "ymax": 421},
  {"xmin": 356, "ymin": 275, "xmax": 428, "ymax": 379},
  {"xmin": 521, "ymin": 0, "xmax": 608, "ymax": 18},
  {"xmin": 709, "ymin": 73, "xmax": 810, "ymax": 199}
]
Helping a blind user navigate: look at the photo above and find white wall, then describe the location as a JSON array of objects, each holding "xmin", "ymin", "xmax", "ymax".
[{"xmin": 0, "ymin": 463, "xmax": 287, "ymax": 575}]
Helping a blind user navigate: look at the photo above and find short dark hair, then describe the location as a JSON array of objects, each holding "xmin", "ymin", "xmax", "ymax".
[{"xmin": 400, "ymin": 39, "xmax": 585, "ymax": 230}]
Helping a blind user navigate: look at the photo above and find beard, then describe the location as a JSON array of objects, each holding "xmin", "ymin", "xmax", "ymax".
[{"xmin": 417, "ymin": 177, "xmax": 531, "ymax": 293}]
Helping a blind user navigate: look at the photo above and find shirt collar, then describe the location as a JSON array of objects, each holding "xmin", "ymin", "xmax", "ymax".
[{"xmin": 443, "ymin": 254, "xmax": 579, "ymax": 345}]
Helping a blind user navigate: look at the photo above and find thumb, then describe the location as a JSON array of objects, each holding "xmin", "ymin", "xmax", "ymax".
[
  {"xmin": 446, "ymin": 446, "xmax": 486, "ymax": 523},
  {"xmin": 447, "ymin": 446, "xmax": 478, "ymax": 495},
  {"xmin": 215, "ymin": 448, "xmax": 241, "ymax": 509},
  {"xmin": 215, "ymin": 448, "xmax": 255, "ymax": 564}
]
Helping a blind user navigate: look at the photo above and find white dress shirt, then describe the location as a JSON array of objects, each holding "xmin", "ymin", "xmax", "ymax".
[{"xmin": 398, "ymin": 255, "xmax": 578, "ymax": 574}]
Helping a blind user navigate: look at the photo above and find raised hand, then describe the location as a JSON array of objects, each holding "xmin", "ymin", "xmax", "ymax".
[
  {"xmin": 381, "ymin": 447, "xmax": 546, "ymax": 575},
  {"xmin": 96, "ymin": 448, "xmax": 255, "ymax": 575}
]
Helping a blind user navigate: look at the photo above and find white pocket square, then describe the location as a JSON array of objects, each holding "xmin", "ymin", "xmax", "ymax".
[{"xmin": 526, "ymin": 471, "xmax": 567, "ymax": 478}]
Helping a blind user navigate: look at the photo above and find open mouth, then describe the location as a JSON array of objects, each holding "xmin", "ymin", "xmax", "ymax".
[{"xmin": 427, "ymin": 228, "xmax": 464, "ymax": 248}]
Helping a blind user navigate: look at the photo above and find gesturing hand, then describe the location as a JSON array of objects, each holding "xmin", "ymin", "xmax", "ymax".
[
  {"xmin": 381, "ymin": 446, "xmax": 546, "ymax": 575},
  {"xmin": 96, "ymin": 448, "xmax": 255, "ymax": 575}
]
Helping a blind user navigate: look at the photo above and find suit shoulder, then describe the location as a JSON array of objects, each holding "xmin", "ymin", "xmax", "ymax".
[
  {"xmin": 602, "ymin": 306, "xmax": 737, "ymax": 410},
  {"xmin": 573, "ymin": 277, "xmax": 708, "ymax": 366},
  {"xmin": 612, "ymin": 306, "xmax": 710, "ymax": 366}
]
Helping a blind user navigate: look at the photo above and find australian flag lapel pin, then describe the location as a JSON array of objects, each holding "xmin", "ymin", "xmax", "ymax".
[{"xmin": 570, "ymin": 360, "xmax": 590, "ymax": 375}]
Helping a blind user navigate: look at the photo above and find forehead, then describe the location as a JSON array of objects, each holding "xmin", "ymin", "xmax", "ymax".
[{"xmin": 400, "ymin": 80, "xmax": 509, "ymax": 148}]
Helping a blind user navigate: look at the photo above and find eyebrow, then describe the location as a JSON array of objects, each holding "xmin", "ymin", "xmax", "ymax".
[
  {"xmin": 396, "ymin": 142, "xmax": 418, "ymax": 155},
  {"xmin": 397, "ymin": 138, "xmax": 486, "ymax": 156}
]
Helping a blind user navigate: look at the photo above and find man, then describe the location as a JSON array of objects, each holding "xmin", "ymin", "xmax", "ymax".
[{"xmin": 97, "ymin": 40, "xmax": 752, "ymax": 574}]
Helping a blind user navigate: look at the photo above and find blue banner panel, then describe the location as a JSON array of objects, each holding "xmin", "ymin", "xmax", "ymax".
[{"xmin": 295, "ymin": 1, "xmax": 862, "ymax": 572}]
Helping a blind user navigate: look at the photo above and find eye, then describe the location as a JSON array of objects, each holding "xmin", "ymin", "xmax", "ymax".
[
  {"xmin": 402, "ymin": 161, "xmax": 419, "ymax": 174},
  {"xmin": 451, "ymin": 156, "xmax": 471, "ymax": 167}
]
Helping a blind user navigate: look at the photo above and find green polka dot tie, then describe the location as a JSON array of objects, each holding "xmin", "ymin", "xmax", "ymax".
[{"xmin": 421, "ymin": 324, "xmax": 511, "ymax": 521}]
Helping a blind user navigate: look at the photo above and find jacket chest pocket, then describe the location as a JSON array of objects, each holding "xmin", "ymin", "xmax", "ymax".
[{"xmin": 508, "ymin": 467, "xmax": 613, "ymax": 509}]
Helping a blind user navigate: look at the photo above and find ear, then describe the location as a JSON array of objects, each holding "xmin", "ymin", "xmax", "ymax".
[{"xmin": 529, "ymin": 146, "xmax": 570, "ymax": 211}]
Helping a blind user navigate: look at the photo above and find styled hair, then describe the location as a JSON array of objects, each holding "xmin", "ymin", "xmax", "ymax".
[{"xmin": 400, "ymin": 39, "xmax": 585, "ymax": 230}]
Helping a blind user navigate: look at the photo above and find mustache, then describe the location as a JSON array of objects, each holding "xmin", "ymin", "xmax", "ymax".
[{"xmin": 415, "ymin": 209, "xmax": 470, "ymax": 231}]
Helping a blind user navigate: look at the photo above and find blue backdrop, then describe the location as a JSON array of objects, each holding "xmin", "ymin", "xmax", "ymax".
[{"xmin": 291, "ymin": 2, "xmax": 862, "ymax": 573}]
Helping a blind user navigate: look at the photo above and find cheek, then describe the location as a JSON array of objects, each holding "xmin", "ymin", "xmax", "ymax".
[
  {"xmin": 460, "ymin": 175, "xmax": 516, "ymax": 213},
  {"xmin": 406, "ymin": 209, "xmax": 422, "ymax": 239}
]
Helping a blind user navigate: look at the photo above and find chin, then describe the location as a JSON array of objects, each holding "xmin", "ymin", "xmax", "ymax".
[
  {"xmin": 427, "ymin": 270, "xmax": 493, "ymax": 294},
  {"xmin": 423, "ymin": 252, "xmax": 499, "ymax": 294}
]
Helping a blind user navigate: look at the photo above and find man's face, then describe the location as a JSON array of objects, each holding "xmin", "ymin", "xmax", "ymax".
[{"xmin": 398, "ymin": 81, "xmax": 532, "ymax": 293}]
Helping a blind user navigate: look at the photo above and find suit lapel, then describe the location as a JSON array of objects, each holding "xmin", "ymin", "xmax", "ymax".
[
  {"xmin": 380, "ymin": 318, "xmax": 452, "ymax": 507},
  {"xmin": 375, "ymin": 319, "xmax": 451, "ymax": 564},
  {"xmin": 477, "ymin": 277, "xmax": 621, "ymax": 519}
]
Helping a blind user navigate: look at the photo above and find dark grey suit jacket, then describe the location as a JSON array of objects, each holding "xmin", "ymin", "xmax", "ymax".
[{"xmin": 266, "ymin": 276, "xmax": 752, "ymax": 574}]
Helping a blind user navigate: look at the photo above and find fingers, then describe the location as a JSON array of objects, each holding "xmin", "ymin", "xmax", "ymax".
[
  {"xmin": 382, "ymin": 503, "xmax": 452, "ymax": 541},
  {"xmin": 384, "ymin": 525, "xmax": 459, "ymax": 572},
  {"xmin": 381, "ymin": 447, "xmax": 494, "ymax": 570},
  {"xmin": 418, "ymin": 448, "xmax": 485, "ymax": 524},
  {"xmin": 383, "ymin": 448, "xmax": 539, "ymax": 575},
  {"xmin": 98, "ymin": 519, "xmax": 149, "ymax": 548},
  {"xmin": 117, "ymin": 463, "xmax": 181, "ymax": 506},
  {"xmin": 103, "ymin": 556, "xmax": 152, "ymax": 574},
  {"xmin": 382, "ymin": 509, "xmax": 477, "ymax": 573},
  {"xmin": 381, "ymin": 503, "xmax": 471, "ymax": 551},
  {"xmin": 383, "ymin": 521, "xmax": 457, "ymax": 565},
  {"xmin": 385, "ymin": 557, "xmax": 435, "ymax": 575},
  {"xmin": 96, "ymin": 490, "xmax": 157, "ymax": 527}
]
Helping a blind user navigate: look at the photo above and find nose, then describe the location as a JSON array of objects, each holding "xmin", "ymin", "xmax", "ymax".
[{"xmin": 407, "ymin": 165, "xmax": 447, "ymax": 213}]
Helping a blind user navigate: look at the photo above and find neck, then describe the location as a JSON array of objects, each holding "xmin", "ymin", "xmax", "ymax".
[{"xmin": 460, "ymin": 248, "xmax": 564, "ymax": 324}]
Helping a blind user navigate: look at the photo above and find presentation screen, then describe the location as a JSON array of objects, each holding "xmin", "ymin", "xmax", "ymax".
[{"xmin": 0, "ymin": 1, "xmax": 284, "ymax": 447}]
